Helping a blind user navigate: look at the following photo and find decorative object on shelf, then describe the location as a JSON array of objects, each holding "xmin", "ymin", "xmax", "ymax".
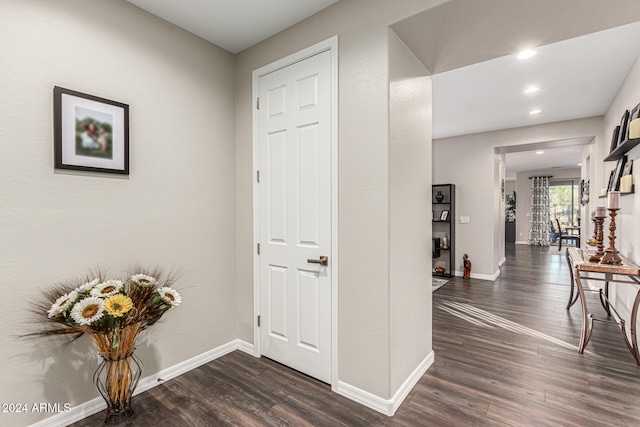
[
  {"xmin": 505, "ymin": 191, "xmax": 516, "ymax": 222},
  {"xmin": 434, "ymin": 266, "xmax": 446, "ymax": 276},
  {"xmin": 26, "ymin": 268, "xmax": 181, "ymax": 425},
  {"xmin": 620, "ymin": 175, "xmax": 633, "ymax": 193},
  {"xmin": 601, "ymin": 192, "xmax": 622, "ymax": 265},
  {"xmin": 435, "ymin": 191, "xmax": 444, "ymax": 203},
  {"xmin": 579, "ymin": 180, "xmax": 590, "ymax": 206},
  {"xmin": 589, "ymin": 207, "xmax": 607, "ymax": 262},
  {"xmin": 442, "ymin": 234, "xmax": 449, "ymax": 249},
  {"xmin": 440, "ymin": 210, "xmax": 449, "ymax": 221},
  {"xmin": 612, "ymin": 156, "xmax": 628, "ymax": 191},
  {"xmin": 54, "ymin": 86, "xmax": 129, "ymax": 175},
  {"xmin": 630, "ymin": 118, "xmax": 640, "ymax": 139},
  {"xmin": 617, "ymin": 109, "xmax": 630, "ymax": 148},
  {"xmin": 463, "ymin": 254, "xmax": 472, "ymax": 279},
  {"xmin": 609, "ymin": 125, "xmax": 621, "ymax": 153}
]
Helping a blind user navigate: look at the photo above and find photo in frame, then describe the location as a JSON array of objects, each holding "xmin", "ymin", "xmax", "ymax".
[
  {"xmin": 622, "ymin": 158, "xmax": 634, "ymax": 177},
  {"xmin": 607, "ymin": 169, "xmax": 616, "ymax": 192},
  {"xmin": 612, "ymin": 156, "xmax": 627, "ymax": 191},
  {"xmin": 610, "ymin": 125, "xmax": 621, "ymax": 153},
  {"xmin": 440, "ymin": 210, "xmax": 449, "ymax": 221},
  {"xmin": 631, "ymin": 103, "xmax": 640, "ymax": 121},
  {"xmin": 617, "ymin": 109, "xmax": 630, "ymax": 148},
  {"xmin": 54, "ymin": 86, "xmax": 129, "ymax": 175}
]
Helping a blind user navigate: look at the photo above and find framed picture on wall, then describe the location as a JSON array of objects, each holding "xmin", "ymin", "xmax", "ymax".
[
  {"xmin": 607, "ymin": 169, "xmax": 616, "ymax": 192},
  {"xmin": 53, "ymin": 86, "xmax": 129, "ymax": 175}
]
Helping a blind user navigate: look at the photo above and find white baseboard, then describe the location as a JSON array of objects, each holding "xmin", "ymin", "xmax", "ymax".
[
  {"xmin": 334, "ymin": 351, "xmax": 434, "ymax": 416},
  {"xmin": 515, "ymin": 241, "xmax": 528, "ymax": 245},
  {"xmin": 454, "ymin": 270, "xmax": 500, "ymax": 281},
  {"xmin": 30, "ymin": 339, "xmax": 254, "ymax": 427},
  {"xmin": 498, "ymin": 257, "xmax": 506, "ymax": 267}
]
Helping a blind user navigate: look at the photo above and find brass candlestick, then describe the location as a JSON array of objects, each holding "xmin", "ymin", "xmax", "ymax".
[
  {"xmin": 589, "ymin": 215, "xmax": 606, "ymax": 262},
  {"xmin": 600, "ymin": 208, "xmax": 622, "ymax": 265}
]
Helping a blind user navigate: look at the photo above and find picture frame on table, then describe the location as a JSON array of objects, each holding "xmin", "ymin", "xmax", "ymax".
[
  {"xmin": 53, "ymin": 86, "xmax": 129, "ymax": 175},
  {"xmin": 613, "ymin": 156, "xmax": 627, "ymax": 191},
  {"xmin": 440, "ymin": 210, "xmax": 449, "ymax": 221}
]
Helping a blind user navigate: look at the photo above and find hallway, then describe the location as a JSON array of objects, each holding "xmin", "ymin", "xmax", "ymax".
[{"xmin": 73, "ymin": 244, "xmax": 640, "ymax": 426}]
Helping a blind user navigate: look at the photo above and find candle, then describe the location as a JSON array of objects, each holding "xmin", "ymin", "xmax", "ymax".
[
  {"xmin": 595, "ymin": 206, "xmax": 607, "ymax": 217},
  {"xmin": 608, "ymin": 191, "xmax": 620, "ymax": 210}
]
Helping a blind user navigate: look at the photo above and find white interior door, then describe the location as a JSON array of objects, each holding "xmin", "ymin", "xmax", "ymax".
[{"xmin": 257, "ymin": 50, "xmax": 332, "ymax": 383}]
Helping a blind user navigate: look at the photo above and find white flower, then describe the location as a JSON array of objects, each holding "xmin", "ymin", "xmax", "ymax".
[
  {"xmin": 157, "ymin": 287, "xmax": 181, "ymax": 307},
  {"xmin": 76, "ymin": 278, "xmax": 99, "ymax": 294},
  {"xmin": 130, "ymin": 274, "xmax": 156, "ymax": 287},
  {"xmin": 70, "ymin": 297, "xmax": 104, "ymax": 325},
  {"xmin": 47, "ymin": 290, "xmax": 78, "ymax": 318},
  {"xmin": 90, "ymin": 280, "xmax": 123, "ymax": 298}
]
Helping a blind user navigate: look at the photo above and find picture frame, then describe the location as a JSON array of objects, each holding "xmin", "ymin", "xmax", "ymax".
[
  {"xmin": 613, "ymin": 156, "xmax": 627, "ymax": 191},
  {"xmin": 610, "ymin": 125, "xmax": 621, "ymax": 153},
  {"xmin": 631, "ymin": 103, "xmax": 640, "ymax": 121},
  {"xmin": 617, "ymin": 109, "xmax": 630, "ymax": 148},
  {"xmin": 607, "ymin": 169, "xmax": 616, "ymax": 192},
  {"xmin": 440, "ymin": 210, "xmax": 449, "ymax": 221},
  {"xmin": 54, "ymin": 86, "xmax": 129, "ymax": 175},
  {"xmin": 622, "ymin": 158, "xmax": 634, "ymax": 177}
]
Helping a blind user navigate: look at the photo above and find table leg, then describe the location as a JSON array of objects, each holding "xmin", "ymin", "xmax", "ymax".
[
  {"xmin": 566, "ymin": 249, "xmax": 579, "ymax": 309},
  {"xmin": 575, "ymin": 271, "xmax": 594, "ymax": 353},
  {"xmin": 629, "ymin": 290, "xmax": 640, "ymax": 365},
  {"xmin": 598, "ymin": 276, "xmax": 612, "ymax": 316}
]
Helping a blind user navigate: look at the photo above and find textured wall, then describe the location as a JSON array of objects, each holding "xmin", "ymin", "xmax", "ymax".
[
  {"xmin": 0, "ymin": 1, "xmax": 236, "ymax": 425},
  {"xmin": 388, "ymin": 29, "xmax": 433, "ymax": 395}
]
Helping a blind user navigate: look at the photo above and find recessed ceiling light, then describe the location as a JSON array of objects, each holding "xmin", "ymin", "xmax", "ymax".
[
  {"xmin": 524, "ymin": 86, "xmax": 541, "ymax": 94},
  {"xmin": 517, "ymin": 49, "xmax": 536, "ymax": 59},
  {"xmin": 536, "ymin": 151, "xmax": 544, "ymax": 155},
  {"xmin": 529, "ymin": 109, "xmax": 542, "ymax": 115}
]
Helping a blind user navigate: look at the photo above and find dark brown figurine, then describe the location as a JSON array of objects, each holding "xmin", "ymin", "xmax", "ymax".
[{"xmin": 463, "ymin": 254, "xmax": 471, "ymax": 279}]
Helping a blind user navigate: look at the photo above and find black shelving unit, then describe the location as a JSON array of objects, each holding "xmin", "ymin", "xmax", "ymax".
[
  {"xmin": 604, "ymin": 137, "xmax": 640, "ymax": 162},
  {"xmin": 432, "ymin": 184, "xmax": 455, "ymax": 278}
]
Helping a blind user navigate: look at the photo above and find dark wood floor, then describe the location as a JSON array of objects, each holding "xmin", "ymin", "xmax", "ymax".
[{"xmin": 73, "ymin": 244, "xmax": 640, "ymax": 426}]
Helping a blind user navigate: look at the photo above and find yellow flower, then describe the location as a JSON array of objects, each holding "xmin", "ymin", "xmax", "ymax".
[{"xmin": 104, "ymin": 294, "xmax": 133, "ymax": 317}]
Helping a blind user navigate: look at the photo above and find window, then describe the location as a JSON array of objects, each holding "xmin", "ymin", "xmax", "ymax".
[{"xmin": 549, "ymin": 179, "xmax": 580, "ymax": 232}]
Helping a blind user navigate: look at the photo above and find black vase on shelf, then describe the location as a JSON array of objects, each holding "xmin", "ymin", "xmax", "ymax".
[{"xmin": 435, "ymin": 191, "xmax": 444, "ymax": 203}]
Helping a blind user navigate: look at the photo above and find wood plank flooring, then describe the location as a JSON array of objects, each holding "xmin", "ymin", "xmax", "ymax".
[{"xmin": 72, "ymin": 244, "xmax": 640, "ymax": 426}]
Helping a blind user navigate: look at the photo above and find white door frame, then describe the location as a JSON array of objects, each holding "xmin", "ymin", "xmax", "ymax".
[{"xmin": 252, "ymin": 36, "xmax": 339, "ymax": 387}]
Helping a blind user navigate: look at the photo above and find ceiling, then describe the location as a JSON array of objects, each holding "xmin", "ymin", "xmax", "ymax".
[
  {"xmin": 126, "ymin": 0, "xmax": 340, "ymax": 54},
  {"xmin": 126, "ymin": 1, "xmax": 640, "ymax": 177}
]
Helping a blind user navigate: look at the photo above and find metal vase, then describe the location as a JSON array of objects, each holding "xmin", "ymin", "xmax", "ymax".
[{"xmin": 93, "ymin": 352, "xmax": 143, "ymax": 426}]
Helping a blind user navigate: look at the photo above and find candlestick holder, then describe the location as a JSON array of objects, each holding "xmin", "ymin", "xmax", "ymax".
[
  {"xmin": 589, "ymin": 215, "xmax": 606, "ymax": 262},
  {"xmin": 587, "ymin": 216, "xmax": 598, "ymax": 247},
  {"xmin": 600, "ymin": 208, "xmax": 622, "ymax": 265}
]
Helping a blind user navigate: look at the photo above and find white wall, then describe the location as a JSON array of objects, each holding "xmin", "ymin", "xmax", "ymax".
[
  {"xmin": 0, "ymin": 1, "xmax": 236, "ymax": 425},
  {"xmin": 234, "ymin": 0, "xmax": 447, "ymax": 402},
  {"xmin": 433, "ymin": 117, "xmax": 603, "ymax": 278},
  {"xmin": 388, "ymin": 30, "xmax": 433, "ymax": 396},
  {"xmin": 600, "ymin": 53, "xmax": 640, "ymax": 328}
]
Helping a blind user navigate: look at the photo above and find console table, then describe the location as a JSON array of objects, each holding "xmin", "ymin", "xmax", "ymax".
[{"xmin": 565, "ymin": 247, "xmax": 640, "ymax": 364}]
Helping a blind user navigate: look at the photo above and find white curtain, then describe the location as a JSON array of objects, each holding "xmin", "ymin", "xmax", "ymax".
[{"xmin": 528, "ymin": 176, "xmax": 551, "ymax": 246}]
